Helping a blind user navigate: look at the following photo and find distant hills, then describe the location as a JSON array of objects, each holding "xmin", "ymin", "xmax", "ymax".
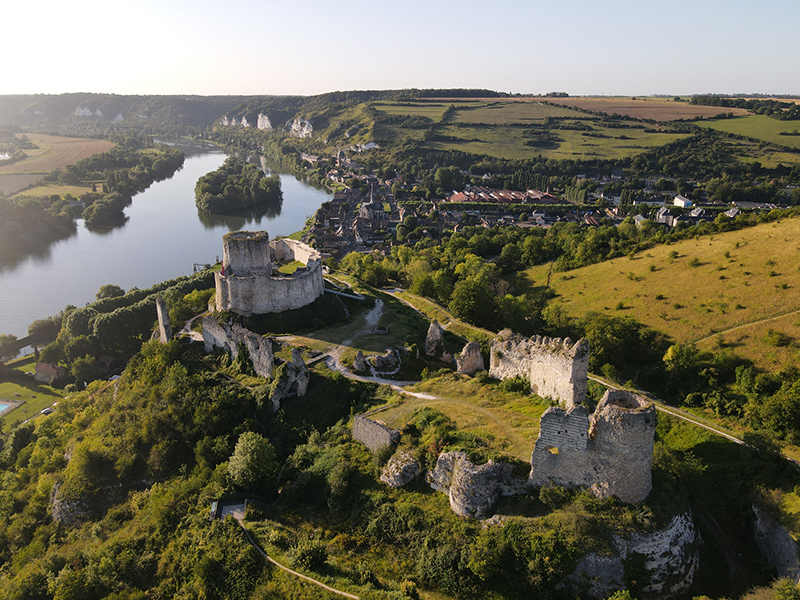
[{"xmin": 0, "ymin": 90, "xmax": 507, "ymax": 136}]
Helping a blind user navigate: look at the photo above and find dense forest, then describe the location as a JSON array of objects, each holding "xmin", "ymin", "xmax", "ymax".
[{"xmin": 195, "ymin": 157, "xmax": 282, "ymax": 214}]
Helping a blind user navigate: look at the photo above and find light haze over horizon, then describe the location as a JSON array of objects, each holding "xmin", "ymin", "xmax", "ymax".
[{"xmin": 5, "ymin": 0, "xmax": 799, "ymax": 97}]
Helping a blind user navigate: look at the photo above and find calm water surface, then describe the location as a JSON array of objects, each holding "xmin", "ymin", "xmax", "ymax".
[{"xmin": 0, "ymin": 150, "xmax": 331, "ymax": 337}]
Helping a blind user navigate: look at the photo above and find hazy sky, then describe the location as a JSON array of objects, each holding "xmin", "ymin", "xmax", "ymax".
[{"xmin": 5, "ymin": 0, "xmax": 799, "ymax": 97}]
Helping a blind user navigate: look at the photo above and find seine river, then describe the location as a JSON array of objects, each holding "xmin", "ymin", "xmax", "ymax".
[{"xmin": 0, "ymin": 148, "xmax": 331, "ymax": 338}]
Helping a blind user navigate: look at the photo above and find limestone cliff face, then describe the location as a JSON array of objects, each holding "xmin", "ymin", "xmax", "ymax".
[
  {"xmin": 427, "ymin": 451, "xmax": 527, "ymax": 519},
  {"xmin": 562, "ymin": 513, "xmax": 700, "ymax": 599},
  {"xmin": 257, "ymin": 112, "xmax": 272, "ymax": 130},
  {"xmin": 286, "ymin": 118, "xmax": 313, "ymax": 138},
  {"xmin": 753, "ymin": 504, "xmax": 800, "ymax": 580}
]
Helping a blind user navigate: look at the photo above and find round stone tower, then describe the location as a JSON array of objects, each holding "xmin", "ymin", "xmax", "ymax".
[
  {"xmin": 222, "ymin": 231, "xmax": 271, "ymax": 276},
  {"xmin": 588, "ymin": 389, "xmax": 656, "ymax": 503}
]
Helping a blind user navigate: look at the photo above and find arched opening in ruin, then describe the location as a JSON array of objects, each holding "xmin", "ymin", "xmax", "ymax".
[{"xmin": 548, "ymin": 446, "xmax": 559, "ymax": 455}]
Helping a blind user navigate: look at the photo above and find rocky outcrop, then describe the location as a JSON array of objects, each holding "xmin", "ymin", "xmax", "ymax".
[
  {"xmin": 354, "ymin": 350, "xmax": 367, "ymax": 372},
  {"xmin": 380, "ymin": 451, "xmax": 421, "ymax": 487},
  {"xmin": 368, "ymin": 348, "xmax": 400, "ymax": 374},
  {"xmin": 456, "ymin": 341, "xmax": 484, "ymax": 375},
  {"xmin": 286, "ymin": 118, "xmax": 313, "ymax": 138},
  {"xmin": 427, "ymin": 451, "xmax": 528, "ymax": 519},
  {"xmin": 424, "ymin": 320, "xmax": 446, "ymax": 358},
  {"xmin": 562, "ymin": 513, "xmax": 700, "ymax": 599},
  {"xmin": 352, "ymin": 415, "xmax": 400, "ymax": 452},
  {"xmin": 257, "ymin": 112, "xmax": 272, "ymax": 130},
  {"xmin": 490, "ymin": 330, "xmax": 588, "ymax": 407},
  {"xmin": 753, "ymin": 504, "xmax": 800, "ymax": 580}
]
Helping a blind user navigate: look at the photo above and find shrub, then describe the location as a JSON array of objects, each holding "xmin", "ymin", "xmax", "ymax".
[
  {"xmin": 289, "ymin": 539, "xmax": 328, "ymax": 570},
  {"xmin": 765, "ymin": 329, "xmax": 791, "ymax": 347}
]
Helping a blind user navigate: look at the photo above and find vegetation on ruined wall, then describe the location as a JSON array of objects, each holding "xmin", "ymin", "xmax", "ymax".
[{"xmin": 0, "ymin": 334, "xmax": 794, "ymax": 599}]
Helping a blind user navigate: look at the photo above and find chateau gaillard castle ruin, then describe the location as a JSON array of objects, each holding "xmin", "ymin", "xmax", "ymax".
[
  {"xmin": 355, "ymin": 327, "xmax": 657, "ymax": 515},
  {"xmin": 214, "ymin": 231, "xmax": 324, "ymax": 316}
]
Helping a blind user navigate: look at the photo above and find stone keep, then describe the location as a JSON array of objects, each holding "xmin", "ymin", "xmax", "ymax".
[
  {"xmin": 489, "ymin": 330, "xmax": 589, "ymax": 407},
  {"xmin": 530, "ymin": 389, "xmax": 656, "ymax": 503},
  {"xmin": 214, "ymin": 231, "xmax": 324, "ymax": 316}
]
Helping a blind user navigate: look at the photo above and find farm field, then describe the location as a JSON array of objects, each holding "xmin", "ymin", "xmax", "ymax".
[
  {"xmin": 697, "ymin": 114, "xmax": 800, "ymax": 149},
  {"xmin": 449, "ymin": 101, "xmax": 582, "ymax": 124},
  {"xmin": 546, "ymin": 97, "xmax": 749, "ymax": 121},
  {"xmin": 0, "ymin": 133, "xmax": 113, "ymax": 195},
  {"xmin": 427, "ymin": 122, "xmax": 688, "ymax": 161},
  {"xmin": 518, "ymin": 216, "xmax": 800, "ymax": 373},
  {"xmin": 16, "ymin": 182, "xmax": 96, "ymax": 199}
]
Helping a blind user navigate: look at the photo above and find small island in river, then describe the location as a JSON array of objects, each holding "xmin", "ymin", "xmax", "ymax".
[{"xmin": 195, "ymin": 156, "xmax": 282, "ymax": 215}]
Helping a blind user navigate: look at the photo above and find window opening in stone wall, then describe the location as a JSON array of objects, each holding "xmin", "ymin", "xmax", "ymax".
[{"xmin": 548, "ymin": 446, "xmax": 559, "ymax": 455}]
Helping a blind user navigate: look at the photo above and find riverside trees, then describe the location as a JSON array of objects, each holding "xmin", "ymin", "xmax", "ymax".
[{"xmin": 195, "ymin": 157, "xmax": 282, "ymax": 214}]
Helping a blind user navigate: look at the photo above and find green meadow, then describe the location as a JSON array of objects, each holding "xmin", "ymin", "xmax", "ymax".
[{"xmin": 519, "ymin": 216, "xmax": 800, "ymax": 372}]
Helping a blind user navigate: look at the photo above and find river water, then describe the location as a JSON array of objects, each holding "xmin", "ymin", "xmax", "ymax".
[{"xmin": 0, "ymin": 149, "xmax": 331, "ymax": 338}]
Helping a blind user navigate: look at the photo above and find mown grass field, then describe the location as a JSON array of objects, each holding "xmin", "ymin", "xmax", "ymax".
[
  {"xmin": 518, "ymin": 216, "xmax": 800, "ymax": 372},
  {"xmin": 14, "ymin": 181, "xmax": 96, "ymax": 198},
  {"xmin": 0, "ymin": 356, "xmax": 63, "ymax": 427},
  {"xmin": 547, "ymin": 97, "xmax": 750, "ymax": 121},
  {"xmin": 698, "ymin": 114, "xmax": 800, "ymax": 149}
]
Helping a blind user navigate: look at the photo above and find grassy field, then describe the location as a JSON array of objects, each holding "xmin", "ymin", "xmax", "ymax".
[
  {"xmin": 547, "ymin": 97, "xmax": 750, "ymax": 121},
  {"xmin": 0, "ymin": 133, "xmax": 113, "ymax": 195},
  {"xmin": 517, "ymin": 216, "xmax": 800, "ymax": 372},
  {"xmin": 427, "ymin": 122, "xmax": 688, "ymax": 161},
  {"xmin": 14, "ymin": 181, "xmax": 96, "ymax": 198},
  {"xmin": 374, "ymin": 373, "xmax": 549, "ymax": 461},
  {"xmin": 393, "ymin": 290, "xmax": 494, "ymax": 344},
  {"xmin": 372, "ymin": 102, "xmax": 455, "ymax": 120},
  {"xmin": 698, "ymin": 114, "xmax": 800, "ymax": 149},
  {"xmin": 0, "ymin": 356, "xmax": 63, "ymax": 427},
  {"xmin": 450, "ymin": 101, "xmax": 580, "ymax": 124}
]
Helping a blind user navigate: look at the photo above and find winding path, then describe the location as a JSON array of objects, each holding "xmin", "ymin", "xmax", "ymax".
[
  {"xmin": 691, "ymin": 306, "xmax": 800, "ymax": 345},
  {"xmin": 237, "ymin": 520, "xmax": 359, "ymax": 599}
]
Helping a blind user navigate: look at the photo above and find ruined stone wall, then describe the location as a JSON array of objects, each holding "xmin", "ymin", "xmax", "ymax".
[
  {"xmin": 270, "ymin": 238, "xmax": 320, "ymax": 266},
  {"xmin": 155, "ymin": 297, "xmax": 172, "ymax": 343},
  {"xmin": 588, "ymin": 390, "xmax": 656, "ymax": 503},
  {"xmin": 215, "ymin": 231, "xmax": 324, "ymax": 316},
  {"xmin": 530, "ymin": 390, "xmax": 656, "ymax": 504},
  {"xmin": 352, "ymin": 415, "xmax": 400, "ymax": 452},
  {"xmin": 202, "ymin": 316, "xmax": 274, "ymax": 379},
  {"xmin": 489, "ymin": 330, "xmax": 589, "ymax": 407}
]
